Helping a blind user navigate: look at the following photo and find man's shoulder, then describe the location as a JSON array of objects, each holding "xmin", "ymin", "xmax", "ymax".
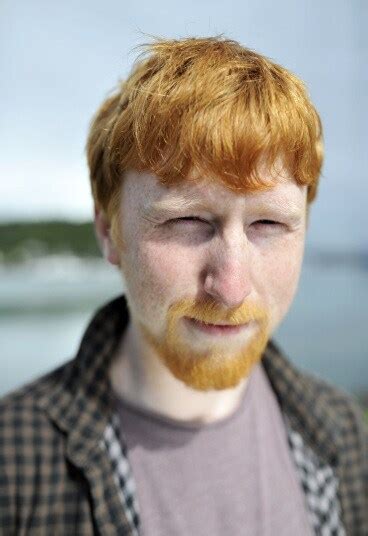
[
  {"xmin": 264, "ymin": 340, "xmax": 367, "ymax": 452},
  {"xmin": 292, "ymin": 363, "xmax": 366, "ymax": 434},
  {"xmin": 281, "ymin": 363, "xmax": 368, "ymax": 533},
  {"xmin": 0, "ymin": 358, "xmax": 75, "ymax": 443},
  {"xmin": 1, "ymin": 356, "xmax": 74, "ymax": 400},
  {"xmin": 0, "ymin": 358, "xmax": 97, "ymax": 529}
]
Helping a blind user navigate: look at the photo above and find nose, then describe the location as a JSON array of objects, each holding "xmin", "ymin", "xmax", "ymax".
[{"xmin": 202, "ymin": 243, "xmax": 252, "ymax": 309}]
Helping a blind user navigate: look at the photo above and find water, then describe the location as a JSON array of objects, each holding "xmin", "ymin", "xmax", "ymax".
[{"xmin": 1, "ymin": 255, "xmax": 367, "ymax": 398}]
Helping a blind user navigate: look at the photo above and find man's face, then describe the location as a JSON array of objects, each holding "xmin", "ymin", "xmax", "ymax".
[{"xmin": 101, "ymin": 167, "xmax": 307, "ymax": 392}]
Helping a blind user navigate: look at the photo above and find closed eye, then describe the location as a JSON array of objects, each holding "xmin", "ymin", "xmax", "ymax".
[
  {"xmin": 168, "ymin": 217, "xmax": 208, "ymax": 224},
  {"xmin": 169, "ymin": 218, "xmax": 281, "ymax": 227},
  {"xmin": 254, "ymin": 220, "xmax": 280, "ymax": 225}
]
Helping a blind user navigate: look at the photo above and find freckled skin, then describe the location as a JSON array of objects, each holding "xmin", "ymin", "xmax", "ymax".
[
  {"xmin": 118, "ymin": 171, "xmax": 306, "ymax": 335},
  {"xmin": 95, "ymin": 169, "xmax": 307, "ymax": 422}
]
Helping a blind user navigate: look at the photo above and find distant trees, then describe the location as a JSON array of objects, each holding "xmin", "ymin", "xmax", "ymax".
[{"xmin": 0, "ymin": 221, "xmax": 100, "ymax": 263}]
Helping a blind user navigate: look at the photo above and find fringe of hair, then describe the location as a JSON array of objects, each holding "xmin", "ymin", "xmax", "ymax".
[{"xmin": 86, "ymin": 36, "xmax": 323, "ymax": 224}]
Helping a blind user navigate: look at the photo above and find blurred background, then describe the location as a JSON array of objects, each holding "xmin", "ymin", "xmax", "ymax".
[{"xmin": 1, "ymin": 1, "xmax": 367, "ymax": 405}]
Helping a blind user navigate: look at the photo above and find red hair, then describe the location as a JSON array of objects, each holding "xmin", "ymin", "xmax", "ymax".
[{"xmin": 87, "ymin": 36, "xmax": 323, "ymax": 226}]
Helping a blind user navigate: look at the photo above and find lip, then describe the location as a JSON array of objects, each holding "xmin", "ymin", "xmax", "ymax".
[{"xmin": 184, "ymin": 317, "xmax": 250, "ymax": 336}]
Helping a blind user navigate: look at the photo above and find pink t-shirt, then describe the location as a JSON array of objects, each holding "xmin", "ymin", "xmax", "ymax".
[{"xmin": 115, "ymin": 362, "xmax": 313, "ymax": 535}]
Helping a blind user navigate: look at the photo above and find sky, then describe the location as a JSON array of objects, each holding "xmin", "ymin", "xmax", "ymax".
[{"xmin": 1, "ymin": 0, "xmax": 367, "ymax": 250}]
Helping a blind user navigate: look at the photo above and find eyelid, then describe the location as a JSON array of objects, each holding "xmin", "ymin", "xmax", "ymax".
[
  {"xmin": 169, "ymin": 217, "xmax": 282, "ymax": 226},
  {"xmin": 253, "ymin": 219, "xmax": 281, "ymax": 225},
  {"xmin": 170, "ymin": 216, "xmax": 209, "ymax": 223}
]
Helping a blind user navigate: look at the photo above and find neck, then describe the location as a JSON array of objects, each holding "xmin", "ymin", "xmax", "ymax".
[{"xmin": 108, "ymin": 320, "xmax": 250, "ymax": 425}]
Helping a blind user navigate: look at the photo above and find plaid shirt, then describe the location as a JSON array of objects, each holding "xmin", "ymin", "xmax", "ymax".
[{"xmin": 1, "ymin": 295, "xmax": 367, "ymax": 535}]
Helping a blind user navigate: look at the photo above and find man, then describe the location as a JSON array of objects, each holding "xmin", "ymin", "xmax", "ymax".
[{"xmin": 0, "ymin": 36, "xmax": 367, "ymax": 535}]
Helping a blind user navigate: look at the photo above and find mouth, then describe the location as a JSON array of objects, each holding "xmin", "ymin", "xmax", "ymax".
[{"xmin": 184, "ymin": 317, "xmax": 250, "ymax": 336}]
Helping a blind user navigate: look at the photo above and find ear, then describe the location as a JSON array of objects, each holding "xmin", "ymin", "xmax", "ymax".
[{"xmin": 94, "ymin": 206, "xmax": 120, "ymax": 266}]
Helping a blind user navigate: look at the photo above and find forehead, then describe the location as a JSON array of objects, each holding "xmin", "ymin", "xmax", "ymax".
[{"xmin": 122, "ymin": 169, "xmax": 307, "ymax": 214}]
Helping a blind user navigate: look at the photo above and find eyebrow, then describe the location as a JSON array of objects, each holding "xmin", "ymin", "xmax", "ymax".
[
  {"xmin": 142, "ymin": 197, "xmax": 303, "ymax": 221},
  {"xmin": 142, "ymin": 199, "xmax": 210, "ymax": 219}
]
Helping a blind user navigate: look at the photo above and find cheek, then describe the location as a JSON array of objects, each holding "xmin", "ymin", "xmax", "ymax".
[
  {"xmin": 272, "ymin": 256, "xmax": 302, "ymax": 307},
  {"xmin": 122, "ymin": 241, "xmax": 195, "ymax": 314},
  {"xmin": 255, "ymin": 238, "xmax": 304, "ymax": 323}
]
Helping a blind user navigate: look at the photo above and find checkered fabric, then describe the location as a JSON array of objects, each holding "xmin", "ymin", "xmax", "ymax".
[
  {"xmin": 102, "ymin": 414, "xmax": 140, "ymax": 536},
  {"xmin": 285, "ymin": 417, "xmax": 346, "ymax": 535},
  {"xmin": 0, "ymin": 294, "xmax": 367, "ymax": 534}
]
